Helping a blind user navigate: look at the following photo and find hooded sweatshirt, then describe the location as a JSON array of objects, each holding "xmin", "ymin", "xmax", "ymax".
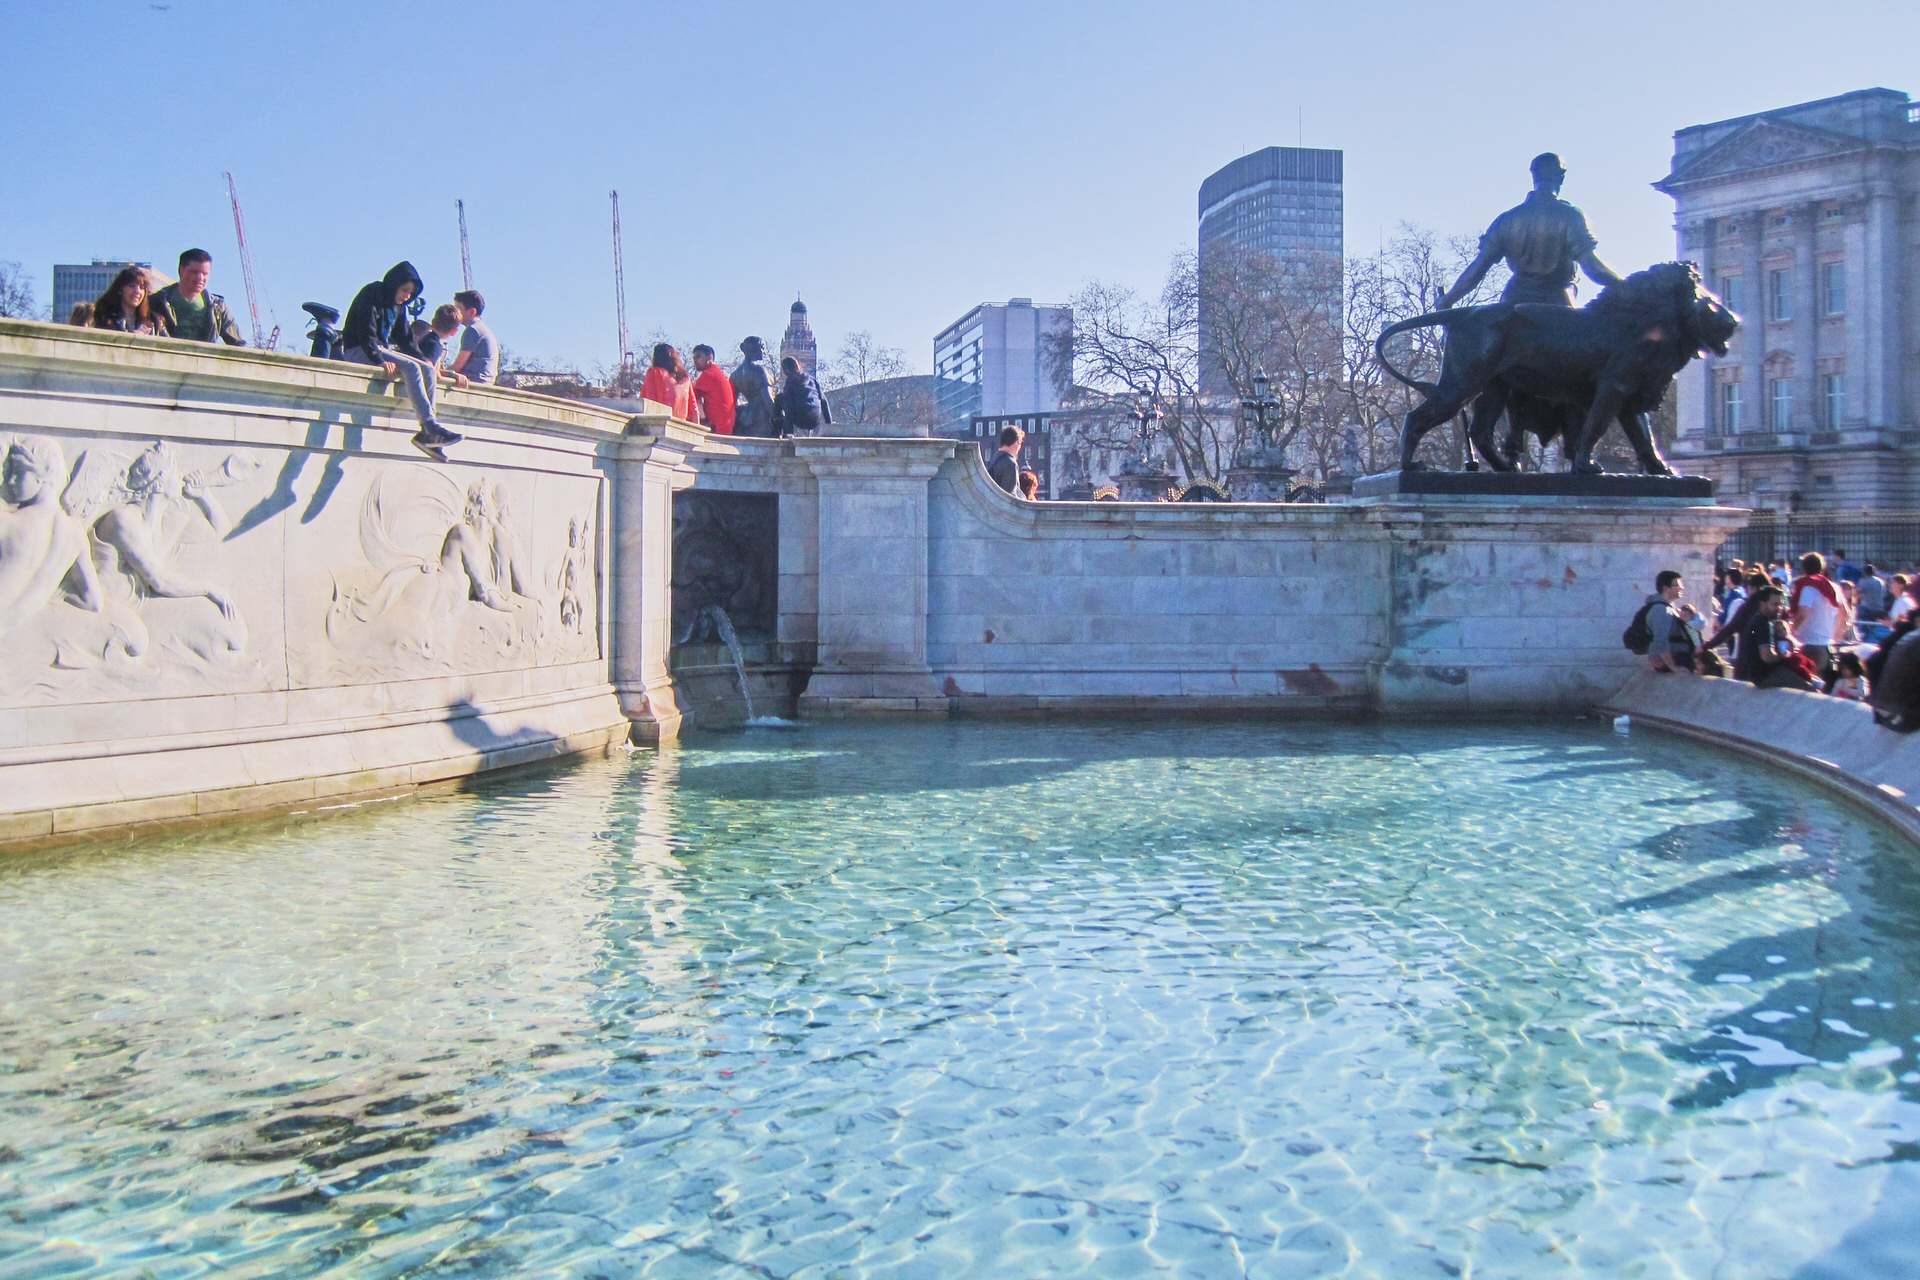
[{"xmin": 343, "ymin": 261, "xmax": 425, "ymax": 358}]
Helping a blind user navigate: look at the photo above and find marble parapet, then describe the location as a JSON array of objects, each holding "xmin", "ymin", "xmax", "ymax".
[{"xmin": 0, "ymin": 320, "xmax": 638, "ymax": 846}]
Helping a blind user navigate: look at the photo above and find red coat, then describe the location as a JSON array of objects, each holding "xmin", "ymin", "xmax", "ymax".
[
  {"xmin": 641, "ymin": 367, "xmax": 696, "ymax": 420},
  {"xmin": 694, "ymin": 364, "xmax": 736, "ymax": 434}
]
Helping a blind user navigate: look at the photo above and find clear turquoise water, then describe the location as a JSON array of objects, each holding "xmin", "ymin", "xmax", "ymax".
[{"xmin": 2, "ymin": 720, "xmax": 1919, "ymax": 1279}]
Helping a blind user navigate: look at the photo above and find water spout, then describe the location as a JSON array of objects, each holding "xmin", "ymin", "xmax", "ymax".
[{"xmin": 705, "ymin": 605, "xmax": 755, "ymax": 721}]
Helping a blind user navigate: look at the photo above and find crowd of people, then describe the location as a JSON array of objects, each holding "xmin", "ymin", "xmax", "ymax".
[
  {"xmin": 73, "ymin": 251, "xmax": 498, "ymax": 463},
  {"xmin": 1632, "ymin": 548, "xmax": 1920, "ymax": 730}
]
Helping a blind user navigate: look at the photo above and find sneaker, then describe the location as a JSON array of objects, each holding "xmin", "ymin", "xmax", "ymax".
[
  {"xmin": 422, "ymin": 421, "xmax": 463, "ymax": 446},
  {"xmin": 410, "ymin": 433, "xmax": 448, "ymax": 462}
]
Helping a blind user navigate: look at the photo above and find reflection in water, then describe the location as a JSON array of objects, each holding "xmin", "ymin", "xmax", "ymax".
[{"xmin": 1, "ymin": 721, "xmax": 1918, "ymax": 1278}]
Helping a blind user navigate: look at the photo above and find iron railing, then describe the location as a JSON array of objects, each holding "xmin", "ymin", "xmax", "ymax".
[{"xmin": 1719, "ymin": 511, "xmax": 1920, "ymax": 572}]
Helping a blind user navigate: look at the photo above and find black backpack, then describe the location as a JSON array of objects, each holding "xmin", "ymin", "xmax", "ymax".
[{"xmin": 1623, "ymin": 603, "xmax": 1656, "ymax": 655}]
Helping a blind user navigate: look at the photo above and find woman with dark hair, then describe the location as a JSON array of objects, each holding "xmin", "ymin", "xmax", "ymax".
[
  {"xmin": 641, "ymin": 344, "xmax": 696, "ymax": 420},
  {"xmin": 1702, "ymin": 570, "xmax": 1772, "ymax": 664},
  {"xmin": 91, "ymin": 268, "xmax": 159, "ymax": 335}
]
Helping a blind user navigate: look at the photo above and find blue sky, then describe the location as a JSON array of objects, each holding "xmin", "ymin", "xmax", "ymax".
[{"xmin": 3, "ymin": 0, "xmax": 1912, "ymax": 372}]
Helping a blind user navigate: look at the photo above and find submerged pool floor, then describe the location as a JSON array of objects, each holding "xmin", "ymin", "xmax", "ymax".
[{"xmin": 3, "ymin": 720, "xmax": 1919, "ymax": 1278}]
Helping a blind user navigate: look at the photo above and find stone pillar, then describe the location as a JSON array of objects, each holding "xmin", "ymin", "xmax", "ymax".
[
  {"xmin": 1792, "ymin": 201, "xmax": 1819, "ymax": 435},
  {"xmin": 610, "ymin": 413, "xmax": 706, "ymax": 743},
  {"xmin": 1361, "ymin": 494, "xmax": 1748, "ymax": 715},
  {"xmin": 1861, "ymin": 183, "xmax": 1898, "ymax": 430},
  {"xmin": 794, "ymin": 437, "xmax": 956, "ymax": 716},
  {"xmin": 1742, "ymin": 211, "xmax": 1766, "ymax": 438}
]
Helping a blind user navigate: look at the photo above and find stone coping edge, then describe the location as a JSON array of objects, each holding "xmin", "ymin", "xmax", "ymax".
[
  {"xmin": 1598, "ymin": 671, "xmax": 1920, "ymax": 848},
  {"xmin": 0, "ymin": 718, "xmax": 632, "ymax": 853}
]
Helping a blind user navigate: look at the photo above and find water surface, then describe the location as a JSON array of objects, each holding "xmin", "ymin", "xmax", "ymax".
[{"xmin": 2, "ymin": 720, "xmax": 1918, "ymax": 1278}]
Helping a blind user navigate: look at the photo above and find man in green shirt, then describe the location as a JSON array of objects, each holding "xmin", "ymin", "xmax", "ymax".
[{"xmin": 150, "ymin": 248, "xmax": 246, "ymax": 346}]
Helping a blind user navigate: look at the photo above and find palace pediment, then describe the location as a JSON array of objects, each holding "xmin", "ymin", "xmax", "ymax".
[{"xmin": 1658, "ymin": 118, "xmax": 1864, "ymax": 190}]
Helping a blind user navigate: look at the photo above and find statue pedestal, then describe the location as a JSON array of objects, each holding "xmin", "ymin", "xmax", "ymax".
[
  {"xmin": 1226, "ymin": 465, "xmax": 1296, "ymax": 503},
  {"xmin": 1114, "ymin": 469, "xmax": 1178, "ymax": 502},
  {"xmin": 1351, "ymin": 470, "xmax": 1715, "ymax": 499}
]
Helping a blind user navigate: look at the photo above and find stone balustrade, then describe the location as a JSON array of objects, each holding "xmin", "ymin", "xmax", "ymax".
[{"xmin": 0, "ymin": 321, "xmax": 1750, "ymax": 845}]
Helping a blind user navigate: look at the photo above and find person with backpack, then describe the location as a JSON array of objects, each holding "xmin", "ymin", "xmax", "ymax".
[
  {"xmin": 1625, "ymin": 570, "xmax": 1698, "ymax": 673},
  {"xmin": 772, "ymin": 356, "xmax": 831, "ymax": 437}
]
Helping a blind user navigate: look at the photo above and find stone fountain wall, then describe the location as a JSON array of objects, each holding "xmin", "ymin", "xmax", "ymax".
[
  {"xmin": 677, "ymin": 434, "xmax": 1748, "ymax": 719},
  {"xmin": 0, "ymin": 321, "xmax": 634, "ymax": 844}
]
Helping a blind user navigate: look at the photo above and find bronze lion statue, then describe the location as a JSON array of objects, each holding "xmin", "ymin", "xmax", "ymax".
[{"xmin": 1375, "ymin": 262, "xmax": 1739, "ymax": 475}]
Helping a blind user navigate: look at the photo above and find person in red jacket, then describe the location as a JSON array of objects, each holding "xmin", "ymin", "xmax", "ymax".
[
  {"xmin": 691, "ymin": 344, "xmax": 735, "ymax": 434},
  {"xmin": 640, "ymin": 344, "xmax": 696, "ymax": 420}
]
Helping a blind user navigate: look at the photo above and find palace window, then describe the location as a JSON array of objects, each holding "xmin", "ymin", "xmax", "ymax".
[
  {"xmin": 1721, "ymin": 382, "xmax": 1743, "ymax": 433},
  {"xmin": 1768, "ymin": 269, "xmax": 1792, "ymax": 323},
  {"xmin": 1769, "ymin": 378, "xmax": 1793, "ymax": 431},
  {"xmin": 1718, "ymin": 274, "xmax": 1742, "ymax": 312},
  {"xmin": 1824, "ymin": 373, "xmax": 1845, "ymax": 428},
  {"xmin": 1821, "ymin": 262, "xmax": 1846, "ymax": 316}
]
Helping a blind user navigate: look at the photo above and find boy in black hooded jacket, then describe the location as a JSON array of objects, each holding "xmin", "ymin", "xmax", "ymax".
[{"xmin": 343, "ymin": 261, "xmax": 461, "ymax": 460}]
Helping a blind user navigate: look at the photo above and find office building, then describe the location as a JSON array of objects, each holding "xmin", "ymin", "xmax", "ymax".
[
  {"xmin": 53, "ymin": 261, "xmax": 150, "ymax": 323},
  {"xmin": 1658, "ymin": 88, "xmax": 1918, "ymax": 512},
  {"xmin": 1197, "ymin": 146, "xmax": 1344, "ymax": 389},
  {"xmin": 932, "ymin": 298, "xmax": 1071, "ymax": 426}
]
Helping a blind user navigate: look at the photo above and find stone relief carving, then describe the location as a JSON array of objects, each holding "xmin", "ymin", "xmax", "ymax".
[
  {"xmin": 0, "ymin": 436, "xmax": 260, "ymax": 699},
  {"xmin": 322, "ymin": 469, "xmax": 598, "ymax": 678}
]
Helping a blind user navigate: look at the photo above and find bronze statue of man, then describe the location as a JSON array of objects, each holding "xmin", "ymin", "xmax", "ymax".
[
  {"xmin": 731, "ymin": 336, "xmax": 777, "ymax": 438},
  {"xmin": 1437, "ymin": 153, "xmax": 1623, "ymax": 309}
]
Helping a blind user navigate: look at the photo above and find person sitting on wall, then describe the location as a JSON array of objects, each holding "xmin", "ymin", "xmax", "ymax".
[
  {"xmin": 1734, "ymin": 587, "xmax": 1816, "ymax": 689},
  {"xmin": 342, "ymin": 261, "xmax": 461, "ymax": 462},
  {"xmin": 150, "ymin": 249, "xmax": 246, "ymax": 345},
  {"xmin": 450, "ymin": 291, "xmax": 497, "ymax": 386},
  {"xmin": 1702, "ymin": 570, "xmax": 1771, "ymax": 666},
  {"xmin": 1870, "ymin": 627, "xmax": 1920, "ymax": 731},
  {"xmin": 640, "ymin": 344, "xmax": 696, "ymax": 420},
  {"xmin": 91, "ymin": 268, "xmax": 161, "ymax": 335},
  {"xmin": 987, "ymin": 425, "xmax": 1023, "ymax": 495},
  {"xmin": 772, "ymin": 356, "xmax": 831, "ymax": 437},
  {"xmin": 1642, "ymin": 570, "xmax": 1699, "ymax": 674},
  {"xmin": 691, "ymin": 344, "xmax": 735, "ymax": 435}
]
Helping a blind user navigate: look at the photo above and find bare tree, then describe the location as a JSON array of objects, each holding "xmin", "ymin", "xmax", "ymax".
[
  {"xmin": 1053, "ymin": 253, "xmax": 1234, "ymax": 482},
  {"xmin": 0, "ymin": 262, "xmax": 39, "ymax": 320},
  {"xmin": 821, "ymin": 330, "xmax": 916, "ymax": 426}
]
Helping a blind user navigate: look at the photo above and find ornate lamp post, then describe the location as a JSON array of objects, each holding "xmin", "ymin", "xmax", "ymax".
[
  {"xmin": 1114, "ymin": 400, "xmax": 1176, "ymax": 501},
  {"xmin": 1240, "ymin": 371, "xmax": 1281, "ymax": 455},
  {"xmin": 1227, "ymin": 370, "xmax": 1296, "ymax": 501}
]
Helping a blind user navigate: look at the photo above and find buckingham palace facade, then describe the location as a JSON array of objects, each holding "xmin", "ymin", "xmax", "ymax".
[{"xmin": 1658, "ymin": 88, "xmax": 1917, "ymax": 513}]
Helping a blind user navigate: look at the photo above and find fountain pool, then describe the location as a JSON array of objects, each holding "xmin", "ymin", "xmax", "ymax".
[{"xmin": 2, "ymin": 720, "xmax": 1917, "ymax": 1278}]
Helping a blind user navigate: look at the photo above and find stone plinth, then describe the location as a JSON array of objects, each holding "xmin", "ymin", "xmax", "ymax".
[
  {"xmin": 1357, "ymin": 492, "xmax": 1747, "ymax": 714},
  {"xmin": 1226, "ymin": 465, "xmax": 1296, "ymax": 503},
  {"xmin": 1113, "ymin": 468, "xmax": 1178, "ymax": 502},
  {"xmin": 1353, "ymin": 469, "xmax": 1716, "ymax": 499}
]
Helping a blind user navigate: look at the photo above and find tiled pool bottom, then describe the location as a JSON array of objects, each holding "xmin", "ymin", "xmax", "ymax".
[{"xmin": 3, "ymin": 722, "xmax": 1919, "ymax": 1279}]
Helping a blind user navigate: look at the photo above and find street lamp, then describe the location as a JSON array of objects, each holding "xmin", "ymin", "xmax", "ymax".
[{"xmin": 1240, "ymin": 370, "xmax": 1282, "ymax": 459}]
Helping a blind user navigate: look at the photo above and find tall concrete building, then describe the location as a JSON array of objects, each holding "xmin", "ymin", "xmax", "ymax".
[
  {"xmin": 1197, "ymin": 146, "xmax": 1343, "ymax": 390},
  {"xmin": 1658, "ymin": 88, "xmax": 1917, "ymax": 512},
  {"xmin": 933, "ymin": 298, "xmax": 1072, "ymax": 426},
  {"xmin": 53, "ymin": 261, "xmax": 149, "ymax": 323},
  {"xmin": 779, "ymin": 298, "xmax": 818, "ymax": 376}
]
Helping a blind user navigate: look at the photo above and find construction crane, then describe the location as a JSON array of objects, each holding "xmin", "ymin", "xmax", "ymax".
[
  {"xmin": 456, "ymin": 199, "xmax": 473, "ymax": 291},
  {"xmin": 610, "ymin": 189, "xmax": 635, "ymax": 395},
  {"xmin": 223, "ymin": 171, "xmax": 278, "ymax": 350}
]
